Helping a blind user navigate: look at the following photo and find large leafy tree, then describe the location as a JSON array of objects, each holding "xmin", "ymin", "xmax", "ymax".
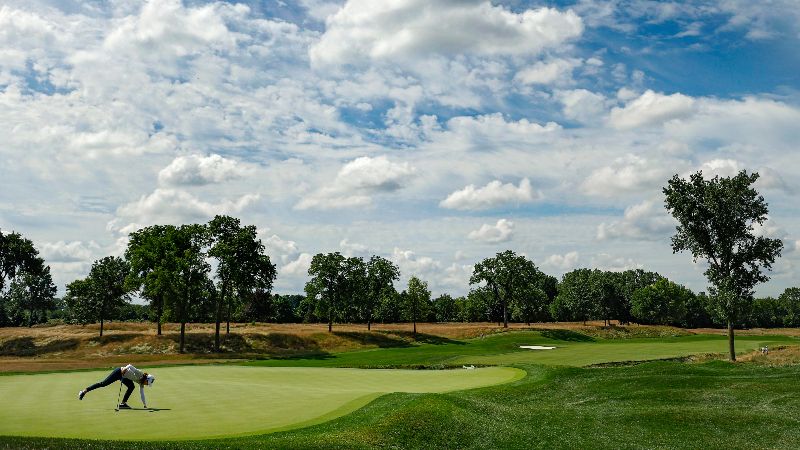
[
  {"xmin": 364, "ymin": 256, "xmax": 399, "ymax": 330},
  {"xmin": 551, "ymin": 268, "xmax": 595, "ymax": 324},
  {"xmin": 433, "ymin": 294, "xmax": 457, "ymax": 322},
  {"xmin": 340, "ymin": 256, "xmax": 367, "ymax": 323},
  {"xmin": 780, "ymin": 287, "xmax": 800, "ymax": 327},
  {"xmin": 405, "ymin": 276, "xmax": 430, "ymax": 336},
  {"xmin": 631, "ymin": 278, "xmax": 695, "ymax": 326},
  {"xmin": 125, "ymin": 225, "xmax": 178, "ymax": 335},
  {"xmin": 306, "ymin": 252, "xmax": 347, "ymax": 332},
  {"xmin": 64, "ymin": 278, "xmax": 96, "ymax": 325},
  {"xmin": 65, "ymin": 256, "xmax": 131, "ymax": 336},
  {"xmin": 471, "ymin": 250, "xmax": 538, "ymax": 328},
  {"xmin": 664, "ymin": 170, "xmax": 783, "ymax": 360},
  {"xmin": 590, "ymin": 271, "xmax": 625, "ymax": 326},
  {"xmin": 170, "ymin": 224, "xmax": 212, "ymax": 353},
  {"xmin": 208, "ymin": 215, "xmax": 273, "ymax": 351},
  {"xmin": 0, "ymin": 230, "xmax": 40, "ymax": 294},
  {"xmin": 7, "ymin": 263, "xmax": 57, "ymax": 327},
  {"xmin": 617, "ymin": 269, "xmax": 664, "ymax": 324}
]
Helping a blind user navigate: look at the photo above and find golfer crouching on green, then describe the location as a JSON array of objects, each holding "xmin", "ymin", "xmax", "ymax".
[{"xmin": 78, "ymin": 364, "xmax": 155, "ymax": 409}]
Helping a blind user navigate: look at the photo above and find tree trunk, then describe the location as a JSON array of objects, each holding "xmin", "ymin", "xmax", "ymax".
[
  {"xmin": 226, "ymin": 299, "xmax": 231, "ymax": 335},
  {"xmin": 728, "ymin": 321, "xmax": 736, "ymax": 361},
  {"xmin": 215, "ymin": 281, "xmax": 227, "ymax": 352},
  {"xmin": 367, "ymin": 318, "xmax": 371, "ymax": 331},
  {"xmin": 413, "ymin": 318, "xmax": 417, "ymax": 336},
  {"xmin": 156, "ymin": 297, "xmax": 163, "ymax": 336},
  {"xmin": 502, "ymin": 300, "xmax": 508, "ymax": 328},
  {"xmin": 100, "ymin": 317, "xmax": 104, "ymax": 337},
  {"xmin": 180, "ymin": 321, "xmax": 186, "ymax": 354},
  {"xmin": 328, "ymin": 297, "xmax": 333, "ymax": 332}
]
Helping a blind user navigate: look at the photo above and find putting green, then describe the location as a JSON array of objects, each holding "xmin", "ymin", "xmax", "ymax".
[{"xmin": 0, "ymin": 365, "xmax": 523, "ymax": 440}]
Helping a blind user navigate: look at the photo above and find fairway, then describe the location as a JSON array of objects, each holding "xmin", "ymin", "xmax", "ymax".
[
  {"xmin": 247, "ymin": 331, "xmax": 797, "ymax": 368},
  {"xmin": 0, "ymin": 365, "xmax": 522, "ymax": 440}
]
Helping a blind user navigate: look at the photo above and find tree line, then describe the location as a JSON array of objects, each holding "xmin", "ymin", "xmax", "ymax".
[{"xmin": 0, "ymin": 170, "xmax": 791, "ymax": 360}]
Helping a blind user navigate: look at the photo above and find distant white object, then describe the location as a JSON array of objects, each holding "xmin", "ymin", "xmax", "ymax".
[
  {"xmin": 462, "ymin": 365, "xmax": 476, "ymax": 370},
  {"xmin": 519, "ymin": 345, "xmax": 556, "ymax": 350}
]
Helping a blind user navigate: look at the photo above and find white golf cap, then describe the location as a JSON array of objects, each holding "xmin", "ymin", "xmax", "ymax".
[{"xmin": 146, "ymin": 374, "xmax": 155, "ymax": 386}]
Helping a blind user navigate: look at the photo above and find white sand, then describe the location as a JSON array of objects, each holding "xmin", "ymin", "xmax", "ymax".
[{"xmin": 519, "ymin": 345, "xmax": 556, "ymax": 350}]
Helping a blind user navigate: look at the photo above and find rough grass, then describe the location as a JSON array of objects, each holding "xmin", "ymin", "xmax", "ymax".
[{"xmin": 2, "ymin": 322, "xmax": 796, "ymax": 373}]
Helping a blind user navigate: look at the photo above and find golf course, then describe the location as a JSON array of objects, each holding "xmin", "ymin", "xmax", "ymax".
[{"xmin": 2, "ymin": 324, "xmax": 800, "ymax": 448}]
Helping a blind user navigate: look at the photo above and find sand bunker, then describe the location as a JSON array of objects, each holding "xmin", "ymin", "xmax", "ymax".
[{"xmin": 519, "ymin": 345, "xmax": 556, "ymax": 350}]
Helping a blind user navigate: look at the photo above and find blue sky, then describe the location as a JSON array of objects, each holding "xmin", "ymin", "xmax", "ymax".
[{"xmin": 0, "ymin": 0, "xmax": 799, "ymax": 297}]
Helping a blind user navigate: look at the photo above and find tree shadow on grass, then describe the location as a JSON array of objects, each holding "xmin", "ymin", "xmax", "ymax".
[
  {"xmin": 378, "ymin": 330, "xmax": 465, "ymax": 345},
  {"xmin": 0, "ymin": 337, "xmax": 80, "ymax": 356},
  {"xmin": 88, "ymin": 333, "xmax": 140, "ymax": 345},
  {"xmin": 261, "ymin": 351, "xmax": 336, "ymax": 361},
  {"xmin": 333, "ymin": 331, "xmax": 413, "ymax": 348},
  {"xmin": 540, "ymin": 329, "xmax": 596, "ymax": 342}
]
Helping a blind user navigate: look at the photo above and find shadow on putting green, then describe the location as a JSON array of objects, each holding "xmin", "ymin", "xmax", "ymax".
[{"xmin": 117, "ymin": 407, "xmax": 171, "ymax": 412}]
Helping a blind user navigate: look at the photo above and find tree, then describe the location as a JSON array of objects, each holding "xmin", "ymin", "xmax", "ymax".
[
  {"xmin": 664, "ymin": 170, "xmax": 783, "ymax": 360},
  {"xmin": 512, "ymin": 285, "xmax": 548, "ymax": 326},
  {"xmin": 170, "ymin": 224, "xmax": 212, "ymax": 353},
  {"xmin": 471, "ymin": 250, "xmax": 539, "ymax": 328},
  {"xmin": 591, "ymin": 271, "xmax": 625, "ymax": 326},
  {"xmin": 0, "ymin": 230, "xmax": 40, "ymax": 294},
  {"xmin": 65, "ymin": 257, "xmax": 131, "ymax": 336},
  {"xmin": 405, "ymin": 276, "xmax": 430, "ymax": 336},
  {"xmin": 7, "ymin": 264, "xmax": 57, "ymax": 327},
  {"xmin": 433, "ymin": 294, "xmax": 457, "ymax": 322},
  {"xmin": 64, "ymin": 278, "xmax": 96, "ymax": 325},
  {"xmin": 91, "ymin": 256, "xmax": 131, "ymax": 336},
  {"xmin": 630, "ymin": 278, "xmax": 695, "ymax": 326},
  {"xmin": 375, "ymin": 289, "xmax": 402, "ymax": 324},
  {"xmin": 617, "ymin": 269, "xmax": 664, "ymax": 324},
  {"xmin": 552, "ymin": 269, "xmax": 595, "ymax": 324},
  {"xmin": 208, "ymin": 215, "xmax": 272, "ymax": 351},
  {"xmin": 364, "ymin": 256, "xmax": 400, "ymax": 330},
  {"xmin": 748, "ymin": 297, "xmax": 783, "ymax": 328},
  {"xmin": 125, "ymin": 225, "xmax": 178, "ymax": 335},
  {"xmin": 779, "ymin": 287, "xmax": 800, "ymax": 327},
  {"xmin": 342, "ymin": 256, "xmax": 367, "ymax": 323},
  {"xmin": 306, "ymin": 252, "xmax": 347, "ymax": 332}
]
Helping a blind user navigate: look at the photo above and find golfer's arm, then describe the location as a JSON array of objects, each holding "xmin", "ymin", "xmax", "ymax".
[{"xmin": 140, "ymin": 385, "xmax": 146, "ymax": 407}]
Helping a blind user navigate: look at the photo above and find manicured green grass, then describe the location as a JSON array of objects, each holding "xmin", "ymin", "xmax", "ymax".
[
  {"xmin": 245, "ymin": 330, "xmax": 797, "ymax": 368},
  {"xmin": 0, "ymin": 365, "xmax": 521, "ymax": 440},
  {"xmin": 2, "ymin": 330, "xmax": 799, "ymax": 448},
  {"xmin": 3, "ymin": 361, "xmax": 800, "ymax": 449}
]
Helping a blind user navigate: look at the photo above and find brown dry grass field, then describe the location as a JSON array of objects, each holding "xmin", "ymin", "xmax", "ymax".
[{"xmin": 2, "ymin": 321, "xmax": 799, "ymax": 373}]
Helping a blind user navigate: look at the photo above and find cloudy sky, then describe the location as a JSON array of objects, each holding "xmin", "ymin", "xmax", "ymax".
[{"xmin": 1, "ymin": 0, "xmax": 799, "ymax": 297}]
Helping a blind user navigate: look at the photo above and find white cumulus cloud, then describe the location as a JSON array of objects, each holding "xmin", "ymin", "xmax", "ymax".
[
  {"xmin": 543, "ymin": 251, "xmax": 580, "ymax": 270},
  {"xmin": 158, "ymin": 154, "xmax": 246, "ymax": 186},
  {"xmin": 609, "ymin": 90, "xmax": 696, "ymax": 129},
  {"xmin": 310, "ymin": 1, "xmax": 583, "ymax": 67},
  {"xmin": 597, "ymin": 200, "xmax": 676, "ymax": 241},
  {"xmin": 296, "ymin": 156, "xmax": 416, "ymax": 210},
  {"xmin": 468, "ymin": 219, "xmax": 515, "ymax": 243},
  {"xmin": 515, "ymin": 58, "xmax": 582, "ymax": 85},
  {"xmin": 441, "ymin": 178, "xmax": 539, "ymax": 211},
  {"xmin": 116, "ymin": 188, "xmax": 259, "ymax": 226},
  {"xmin": 582, "ymin": 155, "xmax": 673, "ymax": 197}
]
